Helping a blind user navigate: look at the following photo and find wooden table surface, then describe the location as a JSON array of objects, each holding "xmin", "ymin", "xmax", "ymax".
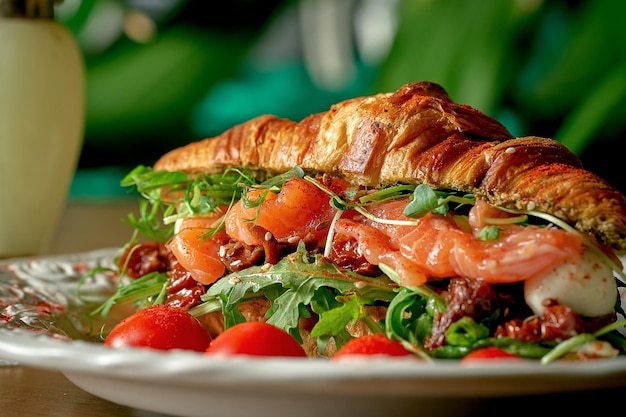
[{"xmin": 1, "ymin": 200, "xmax": 625, "ymax": 416}]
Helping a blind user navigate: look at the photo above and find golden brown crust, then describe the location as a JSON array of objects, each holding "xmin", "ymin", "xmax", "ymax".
[{"xmin": 154, "ymin": 81, "xmax": 626, "ymax": 252}]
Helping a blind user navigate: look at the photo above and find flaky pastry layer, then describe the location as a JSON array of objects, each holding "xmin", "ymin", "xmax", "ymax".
[{"xmin": 154, "ymin": 81, "xmax": 626, "ymax": 252}]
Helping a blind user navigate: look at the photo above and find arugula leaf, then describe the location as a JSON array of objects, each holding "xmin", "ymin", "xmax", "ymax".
[
  {"xmin": 309, "ymin": 288, "xmax": 353, "ymax": 352},
  {"xmin": 445, "ymin": 316, "xmax": 490, "ymax": 347},
  {"xmin": 218, "ymin": 292, "xmax": 247, "ymax": 325},
  {"xmin": 310, "ymin": 295, "xmax": 362, "ymax": 336},
  {"xmin": 201, "ymin": 242, "xmax": 398, "ymax": 341},
  {"xmin": 385, "ymin": 287, "xmax": 429, "ymax": 346}
]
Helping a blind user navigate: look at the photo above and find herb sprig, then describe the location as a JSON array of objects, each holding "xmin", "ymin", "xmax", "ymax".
[
  {"xmin": 403, "ymin": 184, "xmax": 475, "ymax": 218},
  {"xmin": 120, "ymin": 166, "xmax": 259, "ymax": 243}
]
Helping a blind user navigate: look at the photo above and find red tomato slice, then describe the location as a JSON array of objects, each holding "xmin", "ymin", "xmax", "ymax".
[
  {"xmin": 205, "ymin": 321, "xmax": 307, "ymax": 357},
  {"xmin": 332, "ymin": 334, "xmax": 414, "ymax": 360},
  {"xmin": 104, "ymin": 304, "xmax": 212, "ymax": 352},
  {"xmin": 461, "ymin": 347, "xmax": 521, "ymax": 363}
]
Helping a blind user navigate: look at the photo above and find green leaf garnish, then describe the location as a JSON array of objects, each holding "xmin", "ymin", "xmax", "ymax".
[
  {"xmin": 310, "ymin": 295, "xmax": 362, "ymax": 337},
  {"xmin": 478, "ymin": 225, "xmax": 501, "ymax": 241},
  {"xmin": 403, "ymin": 184, "xmax": 475, "ymax": 218},
  {"xmin": 90, "ymin": 272, "xmax": 168, "ymax": 318},
  {"xmin": 445, "ymin": 316, "xmax": 490, "ymax": 347},
  {"xmin": 119, "ymin": 166, "xmax": 260, "ymax": 243},
  {"xmin": 259, "ymin": 166, "xmax": 305, "ymax": 190},
  {"xmin": 199, "ymin": 242, "xmax": 398, "ymax": 342},
  {"xmin": 403, "ymin": 184, "xmax": 440, "ymax": 217}
]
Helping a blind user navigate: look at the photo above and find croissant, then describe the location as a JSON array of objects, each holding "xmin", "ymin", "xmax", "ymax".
[{"xmin": 154, "ymin": 81, "xmax": 626, "ymax": 253}]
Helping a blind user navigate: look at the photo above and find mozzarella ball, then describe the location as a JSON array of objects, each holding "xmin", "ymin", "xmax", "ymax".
[{"xmin": 524, "ymin": 248, "xmax": 617, "ymax": 317}]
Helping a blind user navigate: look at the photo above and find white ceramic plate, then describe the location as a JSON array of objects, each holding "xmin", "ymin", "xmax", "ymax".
[{"xmin": 1, "ymin": 249, "xmax": 626, "ymax": 417}]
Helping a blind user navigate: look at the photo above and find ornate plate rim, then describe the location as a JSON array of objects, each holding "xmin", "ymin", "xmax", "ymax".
[{"xmin": 1, "ymin": 249, "xmax": 626, "ymax": 417}]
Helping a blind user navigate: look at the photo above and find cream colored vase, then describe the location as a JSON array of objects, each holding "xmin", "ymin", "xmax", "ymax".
[{"xmin": 0, "ymin": 4, "xmax": 84, "ymax": 257}]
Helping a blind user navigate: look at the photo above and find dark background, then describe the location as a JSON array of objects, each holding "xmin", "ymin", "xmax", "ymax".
[{"xmin": 56, "ymin": 0, "xmax": 626, "ymax": 198}]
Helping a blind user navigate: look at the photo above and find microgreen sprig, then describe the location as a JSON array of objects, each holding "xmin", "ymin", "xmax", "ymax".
[
  {"xmin": 403, "ymin": 184, "xmax": 475, "ymax": 218},
  {"xmin": 358, "ymin": 184, "xmax": 417, "ymax": 204},
  {"xmin": 120, "ymin": 166, "xmax": 259, "ymax": 242},
  {"xmin": 90, "ymin": 272, "xmax": 169, "ymax": 318}
]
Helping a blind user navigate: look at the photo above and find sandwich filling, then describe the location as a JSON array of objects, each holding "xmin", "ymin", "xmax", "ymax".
[{"xmin": 95, "ymin": 165, "xmax": 626, "ymax": 361}]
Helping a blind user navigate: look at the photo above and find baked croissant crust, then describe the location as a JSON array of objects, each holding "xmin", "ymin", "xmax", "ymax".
[{"xmin": 154, "ymin": 81, "xmax": 626, "ymax": 252}]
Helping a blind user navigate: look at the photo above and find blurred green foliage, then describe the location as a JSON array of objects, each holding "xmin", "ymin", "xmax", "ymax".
[
  {"xmin": 85, "ymin": 25, "xmax": 251, "ymax": 149},
  {"xmin": 59, "ymin": 0, "xmax": 284, "ymax": 172},
  {"xmin": 62, "ymin": 0, "xmax": 626, "ymax": 197},
  {"xmin": 376, "ymin": 0, "xmax": 626, "ymax": 157}
]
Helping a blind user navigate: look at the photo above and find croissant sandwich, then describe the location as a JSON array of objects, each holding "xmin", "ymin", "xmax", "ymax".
[{"xmin": 100, "ymin": 81, "xmax": 626, "ymax": 361}]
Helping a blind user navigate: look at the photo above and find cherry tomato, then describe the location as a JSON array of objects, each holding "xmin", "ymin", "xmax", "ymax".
[
  {"xmin": 332, "ymin": 334, "xmax": 414, "ymax": 360},
  {"xmin": 205, "ymin": 321, "xmax": 307, "ymax": 357},
  {"xmin": 104, "ymin": 304, "xmax": 212, "ymax": 352},
  {"xmin": 461, "ymin": 347, "xmax": 521, "ymax": 363}
]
